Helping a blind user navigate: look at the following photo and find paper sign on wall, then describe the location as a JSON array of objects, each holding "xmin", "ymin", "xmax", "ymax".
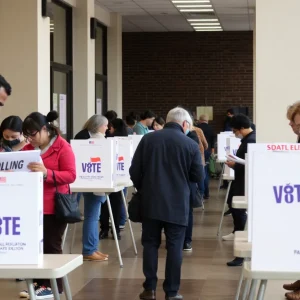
[
  {"xmin": 0, "ymin": 172, "xmax": 43, "ymax": 264},
  {"xmin": 70, "ymin": 139, "xmax": 115, "ymax": 188},
  {"xmin": 251, "ymin": 151, "xmax": 300, "ymax": 272},
  {"xmin": 96, "ymin": 99, "xmax": 102, "ymax": 115},
  {"xmin": 59, "ymin": 94, "xmax": 67, "ymax": 134},
  {"xmin": 0, "ymin": 150, "xmax": 41, "ymax": 172}
]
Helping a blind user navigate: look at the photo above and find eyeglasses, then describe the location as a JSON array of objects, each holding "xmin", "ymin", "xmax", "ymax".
[{"xmin": 24, "ymin": 131, "xmax": 39, "ymax": 139}]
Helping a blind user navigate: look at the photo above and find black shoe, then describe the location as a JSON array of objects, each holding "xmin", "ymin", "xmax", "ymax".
[
  {"xmin": 15, "ymin": 278, "xmax": 25, "ymax": 282},
  {"xmin": 99, "ymin": 231, "xmax": 109, "ymax": 239},
  {"xmin": 224, "ymin": 209, "xmax": 232, "ymax": 216},
  {"xmin": 183, "ymin": 243, "xmax": 192, "ymax": 251},
  {"xmin": 140, "ymin": 290, "xmax": 156, "ymax": 300},
  {"xmin": 165, "ymin": 294, "xmax": 183, "ymax": 300},
  {"xmin": 204, "ymin": 196, "xmax": 210, "ymax": 200},
  {"xmin": 227, "ymin": 257, "xmax": 244, "ymax": 267}
]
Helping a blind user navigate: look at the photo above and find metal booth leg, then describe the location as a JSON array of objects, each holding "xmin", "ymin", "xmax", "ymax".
[
  {"xmin": 50, "ymin": 278, "xmax": 61, "ymax": 300},
  {"xmin": 106, "ymin": 194, "xmax": 124, "ymax": 268},
  {"xmin": 121, "ymin": 190, "xmax": 138, "ymax": 255},
  {"xmin": 62, "ymin": 275, "xmax": 73, "ymax": 300},
  {"xmin": 26, "ymin": 279, "xmax": 37, "ymax": 300},
  {"xmin": 217, "ymin": 163, "xmax": 225, "ymax": 199}
]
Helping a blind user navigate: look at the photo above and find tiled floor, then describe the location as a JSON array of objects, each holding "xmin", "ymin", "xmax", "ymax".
[{"xmin": 0, "ymin": 180, "xmax": 288, "ymax": 299}]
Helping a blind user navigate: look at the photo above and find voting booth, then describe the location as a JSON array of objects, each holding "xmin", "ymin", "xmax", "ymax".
[
  {"xmin": 224, "ymin": 137, "xmax": 240, "ymax": 177},
  {"xmin": 249, "ymin": 144, "xmax": 300, "ymax": 272},
  {"xmin": 71, "ymin": 139, "xmax": 115, "ymax": 188},
  {"xmin": 129, "ymin": 135, "xmax": 143, "ymax": 155},
  {"xmin": 0, "ymin": 172, "xmax": 43, "ymax": 265},
  {"xmin": 217, "ymin": 132, "xmax": 235, "ymax": 162}
]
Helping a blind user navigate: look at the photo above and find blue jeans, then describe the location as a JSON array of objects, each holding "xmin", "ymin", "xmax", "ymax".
[
  {"xmin": 82, "ymin": 193, "xmax": 106, "ymax": 255},
  {"xmin": 184, "ymin": 207, "xmax": 193, "ymax": 244},
  {"xmin": 75, "ymin": 193, "xmax": 82, "ymax": 205},
  {"xmin": 204, "ymin": 164, "xmax": 210, "ymax": 198},
  {"xmin": 120, "ymin": 188, "xmax": 128, "ymax": 226}
]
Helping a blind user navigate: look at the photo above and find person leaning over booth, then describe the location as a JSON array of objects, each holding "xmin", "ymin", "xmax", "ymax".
[
  {"xmin": 130, "ymin": 107, "xmax": 203, "ymax": 300},
  {"xmin": 282, "ymin": 101, "xmax": 300, "ymax": 300},
  {"xmin": 19, "ymin": 111, "xmax": 76, "ymax": 300},
  {"xmin": 222, "ymin": 114, "xmax": 256, "ymax": 267},
  {"xmin": 74, "ymin": 114, "xmax": 110, "ymax": 262},
  {"xmin": 133, "ymin": 110, "xmax": 156, "ymax": 135}
]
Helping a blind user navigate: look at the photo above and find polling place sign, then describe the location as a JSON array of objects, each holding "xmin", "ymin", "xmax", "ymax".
[
  {"xmin": 71, "ymin": 139, "xmax": 115, "ymax": 188},
  {"xmin": 0, "ymin": 150, "xmax": 41, "ymax": 172},
  {"xmin": 0, "ymin": 172, "xmax": 43, "ymax": 264},
  {"xmin": 251, "ymin": 150, "xmax": 300, "ymax": 272}
]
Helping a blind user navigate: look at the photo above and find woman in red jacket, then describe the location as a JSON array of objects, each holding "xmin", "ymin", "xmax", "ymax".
[{"xmin": 20, "ymin": 111, "xmax": 76, "ymax": 300}]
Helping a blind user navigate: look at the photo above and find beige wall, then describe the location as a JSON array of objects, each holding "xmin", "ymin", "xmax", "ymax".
[{"xmin": 255, "ymin": 0, "xmax": 300, "ymax": 142}]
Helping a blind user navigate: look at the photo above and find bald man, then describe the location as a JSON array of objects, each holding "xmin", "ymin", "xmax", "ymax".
[{"xmin": 0, "ymin": 75, "xmax": 12, "ymax": 106}]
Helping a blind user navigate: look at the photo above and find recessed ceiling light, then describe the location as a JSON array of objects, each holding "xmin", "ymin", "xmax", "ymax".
[
  {"xmin": 191, "ymin": 23, "xmax": 220, "ymax": 26},
  {"xmin": 177, "ymin": 4, "xmax": 212, "ymax": 7},
  {"xmin": 194, "ymin": 26, "xmax": 222, "ymax": 29},
  {"xmin": 196, "ymin": 29, "xmax": 223, "ymax": 31},
  {"xmin": 172, "ymin": 0, "xmax": 210, "ymax": 2},
  {"xmin": 188, "ymin": 19, "xmax": 218, "ymax": 22},
  {"xmin": 180, "ymin": 9, "xmax": 214, "ymax": 11}
]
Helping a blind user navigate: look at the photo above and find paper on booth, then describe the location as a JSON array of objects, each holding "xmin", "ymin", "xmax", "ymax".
[
  {"xmin": 71, "ymin": 139, "xmax": 115, "ymax": 188},
  {"xmin": 217, "ymin": 133, "xmax": 235, "ymax": 161},
  {"xmin": 0, "ymin": 150, "xmax": 41, "ymax": 172},
  {"xmin": 224, "ymin": 137, "xmax": 240, "ymax": 177},
  {"xmin": 0, "ymin": 172, "xmax": 43, "ymax": 265},
  {"xmin": 251, "ymin": 151, "xmax": 300, "ymax": 272}
]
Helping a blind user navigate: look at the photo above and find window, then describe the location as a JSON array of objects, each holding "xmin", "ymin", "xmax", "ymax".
[
  {"xmin": 50, "ymin": 0, "xmax": 73, "ymax": 140},
  {"xmin": 95, "ymin": 22, "xmax": 107, "ymax": 115}
]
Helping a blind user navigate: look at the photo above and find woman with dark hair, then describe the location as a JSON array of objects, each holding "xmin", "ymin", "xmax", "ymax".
[
  {"xmin": 0, "ymin": 116, "xmax": 26, "ymax": 152},
  {"xmin": 105, "ymin": 110, "xmax": 118, "ymax": 137},
  {"xmin": 152, "ymin": 117, "xmax": 165, "ymax": 131},
  {"xmin": 19, "ymin": 111, "xmax": 76, "ymax": 299},
  {"xmin": 100, "ymin": 118, "xmax": 128, "ymax": 240}
]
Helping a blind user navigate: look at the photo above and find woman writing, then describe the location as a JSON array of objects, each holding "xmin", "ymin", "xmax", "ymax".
[{"xmin": 19, "ymin": 111, "xmax": 76, "ymax": 299}]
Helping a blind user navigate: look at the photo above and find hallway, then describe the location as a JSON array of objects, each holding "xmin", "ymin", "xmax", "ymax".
[{"xmin": 0, "ymin": 180, "xmax": 286, "ymax": 299}]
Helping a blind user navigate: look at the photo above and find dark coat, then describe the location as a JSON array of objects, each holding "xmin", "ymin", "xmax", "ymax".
[
  {"xmin": 231, "ymin": 131, "xmax": 256, "ymax": 196},
  {"xmin": 74, "ymin": 129, "xmax": 90, "ymax": 140},
  {"xmin": 129, "ymin": 122, "xmax": 204, "ymax": 226}
]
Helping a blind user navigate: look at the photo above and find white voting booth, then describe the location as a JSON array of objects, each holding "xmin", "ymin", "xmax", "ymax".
[
  {"xmin": 224, "ymin": 136, "xmax": 240, "ymax": 177},
  {"xmin": 0, "ymin": 151, "xmax": 43, "ymax": 265},
  {"xmin": 217, "ymin": 132, "xmax": 234, "ymax": 162},
  {"xmin": 246, "ymin": 143, "xmax": 300, "ymax": 272}
]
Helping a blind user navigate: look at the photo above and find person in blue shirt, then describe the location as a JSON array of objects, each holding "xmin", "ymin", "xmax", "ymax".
[{"xmin": 133, "ymin": 110, "xmax": 156, "ymax": 135}]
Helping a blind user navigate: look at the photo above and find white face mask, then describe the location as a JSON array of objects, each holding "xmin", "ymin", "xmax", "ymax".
[{"xmin": 235, "ymin": 133, "xmax": 243, "ymax": 139}]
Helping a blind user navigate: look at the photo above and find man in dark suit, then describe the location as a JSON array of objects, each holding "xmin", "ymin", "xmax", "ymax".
[
  {"xmin": 130, "ymin": 107, "xmax": 203, "ymax": 300},
  {"xmin": 222, "ymin": 114, "xmax": 256, "ymax": 267},
  {"xmin": 198, "ymin": 114, "xmax": 215, "ymax": 199}
]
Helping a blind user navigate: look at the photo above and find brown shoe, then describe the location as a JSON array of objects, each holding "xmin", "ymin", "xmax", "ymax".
[
  {"xmin": 286, "ymin": 290, "xmax": 300, "ymax": 300},
  {"xmin": 83, "ymin": 252, "xmax": 108, "ymax": 262},
  {"xmin": 284, "ymin": 281, "xmax": 300, "ymax": 291},
  {"xmin": 96, "ymin": 251, "xmax": 109, "ymax": 258},
  {"xmin": 139, "ymin": 290, "xmax": 156, "ymax": 300}
]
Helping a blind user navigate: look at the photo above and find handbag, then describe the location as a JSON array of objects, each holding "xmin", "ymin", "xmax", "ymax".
[
  {"xmin": 128, "ymin": 191, "xmax": 143, "ymax": 223},
  {"xmin": 52, "ymin": 171, "xmax": 81, "ymax": 224},
  {"xmin": 192, "ymin": 186, "xmax": 204, "ymax": 208}
]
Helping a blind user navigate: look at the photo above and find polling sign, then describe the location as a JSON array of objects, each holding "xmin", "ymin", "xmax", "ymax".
[
  {"xmin": 0, "ymin": 150, "xmax": 41, "ymax": 172},
  {"xmin": 71, "ymin": 139, "xmax": 115, "ymax": 188},
  {"xmin": 251, "ymin": 151, "xmax": 300, "ymax": 272},
  {"xmin": 0, "ymin": 172, "xmax": 43, "ymax": 264}
]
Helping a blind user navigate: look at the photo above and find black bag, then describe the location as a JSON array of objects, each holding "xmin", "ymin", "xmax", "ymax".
[
  {"xmin": 128, "ymin": 191, "xmax": 143, "ymax": 223},
  {"xmin": 53, "ymin": 171, "xmax": 81, "ymax": 224},
  {"xmin": 192, "ymin": 187, "xmax": 204, "ymax": 208}
]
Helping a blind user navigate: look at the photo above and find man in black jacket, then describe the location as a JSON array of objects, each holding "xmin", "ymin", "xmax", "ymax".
[
  {"xmin": 130, "ymin": 107, "xmax": 203, "ymax": 300},
  {"xmin": 222, "ymin": 114, "xmax": 256, "ymax": 267},
  {"xmin": 198, "ymin": 114, "xmax": 215, "ymax": 199}
]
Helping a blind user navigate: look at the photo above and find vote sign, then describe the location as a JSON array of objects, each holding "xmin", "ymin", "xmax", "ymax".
[
  {"xmin": 0, "ymin": 172, "xmax": 43, "ymax": 264},
  {"xmin": 251, "ymin": 150, "xmax": 300, "ymax": 272},
  {"xmin": 71, "ymin": 139, "xmax": 115, "ymax": 188}
]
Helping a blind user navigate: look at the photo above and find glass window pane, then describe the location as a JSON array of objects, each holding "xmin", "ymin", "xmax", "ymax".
[
  {"xmin": 96, "ymin": 81, "xmax": 103, "ymax": 114},
  {"xmin": 51, "ymin": 3, "xmax": 66, "ymax": 65},
  {"xmin": 95, "ymin": 27, "xmax": 103, "ymax": 74},
  {"xmin": 53, "ymin": 71, "xmax": 68, "ymax": 139}
]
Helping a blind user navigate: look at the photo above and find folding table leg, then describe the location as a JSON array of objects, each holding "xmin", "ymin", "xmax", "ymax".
[
  {"xmin": 62, "ymin": 224, "xmax": 68, "ymax": 252},
  {"xmin": 242, "ymin": 279, "xmax": 251, "ymax": 300},
  {"xmin": 50, "ymin": 278, "xmax": 61, "ymax": 300},
  {"xmin": 106, "ymin": 194, "xmax": 123, "ymax": 268},
  {"xmin": 217, "ymin": 180, "xmax": 232, "ymax": 236},
  {"xmin": 217, "ymin": 163, "xmax": 225, "ymax": 199},
  {"xmin": 247, "ymin": 279, "xmax": 258, "ymax": 300},
  {"xmin": 70, "ymin": 223, "xmax": 77, "ymax": 254},
  {"xmin": 256, "ymin": 280, "xmax": 268, "ymax": 300},
  {"xmin": 121, "ymin": 190, "xmax": 138, "ymax": 255},
  {"xmin": 62, "ymin": 276, "xmax": 72, "ymax": 300},
  {"xmin": 235, "ymin": 267, "xmax": 244, "ymax": 300},
  {"xmin": 26, "ymin": 279, "xmax": 36, "ymax": 300}
]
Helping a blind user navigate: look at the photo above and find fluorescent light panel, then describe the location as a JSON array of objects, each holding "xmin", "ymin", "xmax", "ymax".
[
  {"xmin": 172, "ymin": 0, "xmax": 210, "ymax": 2},
  {"xmin": 196, "ymin": 29, "xmax": 223, "ymax": 31},
  {"xmin": 180, "ymin": 8, "xmax": 213, "ymax": 11},
  {"xmin": 177, "ymin": 4, "xmax": 212, "ymax": 7},
  {"xmin": 191, "ymin": 23, "xmax": 220, "ymax": 26},
  {"xmin": 188, "ymin": 19, "xmax": 218, "ymax": 22},
  {"xmin": 194, "ymin": 26, "xmax": 221, "ymax": 29}
]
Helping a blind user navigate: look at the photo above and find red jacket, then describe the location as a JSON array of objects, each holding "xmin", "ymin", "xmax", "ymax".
[{"xmin": 23, "ymin": 135, "xmax": 76, "ymax": 214}]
